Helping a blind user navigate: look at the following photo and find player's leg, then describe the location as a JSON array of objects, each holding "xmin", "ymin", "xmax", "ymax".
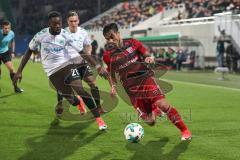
[
  {"xmin": 56, "ymin": 66, "xmax": 86, "ymax": 114},
  {"xmin": 52, "ymin": 94, "xmax": 67, "ymax": 126},
  {"xmin": 79, "ymin": 64, "xmax": 106, "ymax": 113},
  {"xmin": 130, "ymin": 97, "xmax": 156, "ymax": 126},
  {"xmin": 76, "ymin": 95, "xmax": 87, "ymax": 114},
  {"xmin": 80, "ymin": 65, "xmax": 100, "ymax": 112},
  {"xmin": 49, "ymin": 67, "xmax": 96, "ymax": 128},
  {"xmin": 56, "ymin": 89, "xmax": 86, "ymax": 114},
  {"xmin": 134, "ymin": 100, "xmax": 165, "ymax": 126},
  {"xmin": 50, "ymin": 76, "xmax": 79, "ymax": 109},
  {"xmin": 65, "ymin": 65, "xmax": 107, "ymax": 130},
  {"xmin": 70, "ymin": 79, "xmax": 107, "ymax": 130},
  {"xmin": 49, "ymin": 66, "xmax": 86, "ymax": 113},
  {"xmin": 84, "ymin": 75, "xmax": 99, "ymax": 106},
  {"xmin": 139, "ymin": 112, "xmax": 157, "ymax": 126},
  {"xmin": 5, "ymin": 61, "xmax": 16, "ymax": 82},
  {"xmin": 49, "ymin": 66, "xmax": 88, "ymax": 126},
  {"xmin": 153, "ymin": 98, "xmax": 192, "ymax": 140},
  {"xmin": 130, "ymin": 77, "xmax": 164, "ymax": 126},
  {"xmin": 83, "ymin": 74, "xmax": 107, "ymax": 114},
  {"xmin": 140, "ymin": 106, "xmax": 164, "ymax": 126},
  {"xmin": 137, "ymin": 76, "xmax": 191, "ymax": 140},
  {"xmin": 3, "ymin": 52, "xmax": 23, "ymax": 93}
]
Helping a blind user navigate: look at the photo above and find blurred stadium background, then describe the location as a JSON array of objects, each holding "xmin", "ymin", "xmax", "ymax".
[
  {"xmin": 0, "ymin": 0, "xmax": 240, "ymax": 71},
  {"xmin": 1, "ymin": 1, "xmax": 240, "ymax": 160}
]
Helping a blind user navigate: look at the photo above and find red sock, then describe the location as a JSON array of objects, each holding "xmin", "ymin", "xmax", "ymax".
[{"xmin": 167, "ymin": 107, "xmax": 188, "ymax": 132}]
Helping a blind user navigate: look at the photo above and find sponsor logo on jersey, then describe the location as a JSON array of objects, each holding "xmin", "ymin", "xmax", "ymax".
[
  {"xmin": 119, "ymin": 56, "xmax": 138, "ymax": 70},
  {"xmin": 44, "ymin": 47, "xmax": 64, "ymax": 53}
]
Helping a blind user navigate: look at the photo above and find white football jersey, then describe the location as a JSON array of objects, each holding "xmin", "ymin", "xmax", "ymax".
[
  {"xmin": 29, "ymin": 28, "xmax": 82, "ymax": 76},
  {"xmin": 65, "ymin": 27, "xmax": 91, "ymax": 61}
]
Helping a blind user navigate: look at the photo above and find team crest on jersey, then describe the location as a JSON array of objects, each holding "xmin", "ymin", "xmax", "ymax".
[
  {"xmin": 59, "ymin": 40, "xmax": 65, "ymax": 45},
  {"xmin": 125, "ymin": 47, "xmax": 135, "ymax": 54}
]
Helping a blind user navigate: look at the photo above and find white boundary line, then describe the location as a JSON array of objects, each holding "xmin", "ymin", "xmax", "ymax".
[{"xmin": 162, "ymin": 79, "xmax": 240, "ymax": 92}]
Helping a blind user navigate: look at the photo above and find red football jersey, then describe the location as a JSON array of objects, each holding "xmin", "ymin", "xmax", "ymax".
[{"xmin": 103, "ymin": 38, "xmax": 153, "ymax": 88}]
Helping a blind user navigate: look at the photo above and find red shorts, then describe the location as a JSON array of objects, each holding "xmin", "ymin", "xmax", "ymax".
[{"xmin": 127, "ymin": 76, "xmax": 165, "ymax": 116}]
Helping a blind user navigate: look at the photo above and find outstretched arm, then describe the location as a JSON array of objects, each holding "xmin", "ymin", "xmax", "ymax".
[
  {"xmin": 81, "ymin": 44, "xmax": 97, "ymax": 67},
  {"xmin": 9, "ymin": 39, "xmax": 16, "ymax": 55},
  {"xmin": 80, "ymin": 50, "xmax": 108, "ymax": 79},
  {"xmin": 108, "ymin": 70, "xmax": 118, "ymax": 97},
  {"xmin": 83, "ymin": 44, "xmax": 92, "ymax": 56},
  {"xmin": 13, "ymin": 48, "xmax": 33, "ymax": 85},
  {"xmin": 134, "ymin": 39, "xmax": 155, "ymax": 64},
  {"xmin": 142, "ymin": 51, "xmax": 155, "ymax": 64},
  {"xmin": 17, "ymin": 48, "xmax": 33, "ymax": 73}
]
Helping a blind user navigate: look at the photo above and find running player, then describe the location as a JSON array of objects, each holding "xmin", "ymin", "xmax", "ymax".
[
  {"xmin": 0, "ymin": 20, "xmax": 23, "ymax": 93},
  {"xmin": 13, "ymin": 11, "xmax": 108, "ymax": 130},
  {"xmin": 56, "ymin": 11, "xmax": 106, "ymax": 114},
  {"xmin": 103, "ymin": 23, "xmax": 191, "ymax": 140}
]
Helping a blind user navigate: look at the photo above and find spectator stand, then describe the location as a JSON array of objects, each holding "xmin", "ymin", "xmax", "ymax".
[
  {"xmin": 128, "ymin": 33, "xmax": 204, "ymax": 69},
  {"xmin": 82, "ymin": 2, "xmax": 133, "ymax": 30}
]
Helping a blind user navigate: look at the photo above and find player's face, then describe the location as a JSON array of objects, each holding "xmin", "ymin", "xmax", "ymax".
[
  {"xmin": 2, "ymin": 25, "xmax": 11, "ymax": 35},
  {"xmin": 67, "ymin": 16, "xmax": 79, "ymax": 30},
  {"xmin": 104, "ymin": 30, "xmax": 121, "ymax": 47},
  {"xmin": 49, "ymin": 17, "xmax": 62, "ymax": 35}
]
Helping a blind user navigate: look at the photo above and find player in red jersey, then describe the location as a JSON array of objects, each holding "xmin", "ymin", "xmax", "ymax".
[{"xmin": 103, "ymin": 23, "xmax": 191, "ymax": 141}]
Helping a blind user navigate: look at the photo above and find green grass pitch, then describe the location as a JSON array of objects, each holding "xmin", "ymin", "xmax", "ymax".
[{"xmin": 0, "ymin": 59, "xmax": 240, "ymax": 160}]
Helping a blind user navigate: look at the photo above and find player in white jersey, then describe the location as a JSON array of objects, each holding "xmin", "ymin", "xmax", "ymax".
[
  {"xmin": 13, "ymin": 11, "xmax": 108, "ymax": 130},
  {"xmin": 56, "ymin": 11, "xmax": 106, "ymax": 115}
]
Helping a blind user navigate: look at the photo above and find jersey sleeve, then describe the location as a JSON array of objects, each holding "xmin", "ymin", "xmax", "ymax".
[
  {"xmin": 29, "ymin": 32, "xmax": 41, "ymax": 51},
  {"xmin": 133, "ymin": 39, "xmax": 147, "ymax": 55}
]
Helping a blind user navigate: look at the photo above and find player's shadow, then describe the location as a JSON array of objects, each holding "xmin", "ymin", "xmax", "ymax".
[
  {"xmin": 126, "ymin": 137, "xmax": 190, "ymax": 160},
  {"xmin": 0, "ymin": 93, "xmax": 17, "ymax": 99},
  {"xmin": 18, "ymin": 120, "xmax": 102, "ymax": 160}
]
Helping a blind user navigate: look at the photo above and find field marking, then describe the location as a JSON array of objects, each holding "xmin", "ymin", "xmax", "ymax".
[{"xmin": 162, "ymin": 79, "xmax": 240, "ymax": 92}]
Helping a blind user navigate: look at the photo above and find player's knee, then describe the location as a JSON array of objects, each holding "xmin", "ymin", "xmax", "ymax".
[
  {"xmin": 88, "ymin": 82, "xmax": 97, "ymax": 89},
  {"xmin": 90, "ymin": 86, "xmax": 99, "ymax": 92},
  {"xmin": 160, "ymin": 104, "xmax": 171, "ymax": 113},
  {"xmin": 154, "ymin": 99, "xmax": 171, "ymax": 113},
  {"xmin": 145, "ymin": 120, "xmax": 156, "ymax": 126}
]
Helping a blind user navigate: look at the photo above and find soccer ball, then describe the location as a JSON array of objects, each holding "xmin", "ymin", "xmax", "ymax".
[{"xmin": 124, "ymin": 123, "xmax": 144, "ymax": 143}]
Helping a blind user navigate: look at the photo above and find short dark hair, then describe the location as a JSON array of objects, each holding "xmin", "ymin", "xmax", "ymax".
[
  {"xmin": 2, "ymin": 20, "xmax": 11, "ymax": 26},
  {"xmin": 103, "ymin": 23, "xmax": 119, "ymax": 36},
  {"xmin": 67, "ymin": 10, "xmax": 79, "ymax": 18},
  {"xmin": 48, "ymin": 11, "xmax": 62, "ymax": 21}
]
